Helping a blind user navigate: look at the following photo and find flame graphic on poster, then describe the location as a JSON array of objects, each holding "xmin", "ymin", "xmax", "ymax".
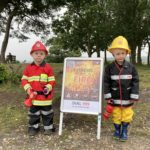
[{"xmin": 64, "ymin": 60, "xmax": 101, "ymax": 101}]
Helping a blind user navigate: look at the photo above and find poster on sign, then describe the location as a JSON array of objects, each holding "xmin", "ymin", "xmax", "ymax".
[{"xmin": 59, "ymin": 57, "xmax": 104, "ymax": 139}]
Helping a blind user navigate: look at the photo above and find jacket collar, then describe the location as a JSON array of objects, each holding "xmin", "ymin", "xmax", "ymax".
[
  {"xmin": 31, "ymin": 61, "xmax": 46, "ymax": 67},
  {"xmin": 122, "ymin": 60, "xmax": 129, "ymax": 68},
  {"xmin": 113, "ymin": 60, "xmax": 129, "ymax": 69}
]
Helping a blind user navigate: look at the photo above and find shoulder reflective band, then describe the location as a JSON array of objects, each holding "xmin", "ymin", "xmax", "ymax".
[
  {"xmin": 28, "ymin": 76, "xmax": 48, "ymax": 82},
  {"xmin": 111, "ymin": 75, "xmax": 132, "ymax": 80},
  {"xmin": 21, "ymin": 75, "xmax": 28, "ymax": 80},
  {"xmin": 28, "ymin": 76, "xmax": 40, "ymax": 82},
  {"xmin": 48, "ymin": 76, "xmax": 55, "ymax": 82},
  {"xmin": 24, "ymin": 75, "xmax": 55, "ymax": 82}
]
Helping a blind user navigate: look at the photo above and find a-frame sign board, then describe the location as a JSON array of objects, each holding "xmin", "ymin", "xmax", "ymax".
[{"xmin": 59, "ymin": 57, "xmax": 104, "ymax": 139}]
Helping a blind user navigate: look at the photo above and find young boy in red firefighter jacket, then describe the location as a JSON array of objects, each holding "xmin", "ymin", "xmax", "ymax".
[
  {"xmin": 21, "ymin": 41, "xmax": 56, "ymax": 136},
  {"xmin": 104, "ymin": 36, "xmax": 139, "ymax": 141}
]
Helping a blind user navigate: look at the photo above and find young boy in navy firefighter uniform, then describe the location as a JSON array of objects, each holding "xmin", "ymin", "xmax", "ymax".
[
  {"xmin": 104, "ymin": 36, "xmax": 139, "ymax": 141},
  {"xmin": 22, "ymin": 41, "xmax": 56, "ymax": 136}
]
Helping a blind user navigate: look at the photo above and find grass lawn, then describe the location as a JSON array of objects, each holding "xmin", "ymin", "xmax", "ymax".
[{"xmin": 0, "ymin": 63, "xmax": 150, "ymax": 132}]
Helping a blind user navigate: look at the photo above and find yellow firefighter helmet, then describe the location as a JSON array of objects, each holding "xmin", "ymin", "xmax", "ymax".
[{"xmin": 108, "ymin": 36, "xmax": 131, "ymax": 54}]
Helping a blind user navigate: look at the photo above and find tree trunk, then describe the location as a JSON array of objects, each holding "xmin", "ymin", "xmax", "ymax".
[
  {"xmin": 104, "ymin": 49, "xmax": 107, "ymax": 63},
  {"xmin": 148, "ymin": 42, "xmax": 150, "ymax": 65},
  {"xmin": 96, "ymin": 47, "xmax": 100, "ymax": 57},
  {"xmin": 129, "ymin": 55, "xmax": 132, "ymax": 62},
  {"xmin": 137, "ymin": 43, "xmax": 142, "ymax": 65},
  {"xmin": 87, "ymin": 34, "xmax": 92, "ymax": 57},
  {"xmin": 130, "ymin": 44, "xmax": 137, "ymax": 64},
  {"xmin": 87, "ymin": 50, "xmax": 92, "ymax": 57},
  {"xmin": 0, "ymin": 12, "xmax": 14, "ymax": 63}
]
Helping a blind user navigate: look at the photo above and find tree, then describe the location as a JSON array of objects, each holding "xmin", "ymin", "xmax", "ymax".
[
  {"xmin": 0, "ymin": 0, "xmax": 13, "ymax": 13},
  {"xmin": 144, "ymin": 36, "xmax": 150, "ymax": 65},
  {"xmin": 50, "ymin": 0, "xmax": 113, "ymax": 58},
  {"xmin": 147, "ymin": 41, "xmax": 150, "ymax": 65},
  {"xmin": 111, "ymin": 0, "xmax": 150, "ymax": 64},
  {"xmin": 47, "ymin": 0, "xmax": 150, "ymax": 64},
  {"xmin": 0, "ymin": 0, "xmax": 65, "ymax": 63},
  {"xmin": 46, "ymin": 34, "xmax": 81, "ymax": 63}
]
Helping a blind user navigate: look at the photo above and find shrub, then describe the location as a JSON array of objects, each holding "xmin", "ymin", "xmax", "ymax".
[
  {"xmin": 8, "ymin": 64, "xmax": 23, "ymax": 84},
  {"xmin": 0, "ymin": 64, "xmax": 9, "ymax": 82}
]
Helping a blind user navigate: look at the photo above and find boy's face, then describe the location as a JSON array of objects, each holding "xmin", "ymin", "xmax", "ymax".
[
  {"xmin": 112, "ymin": 49, "xmax": 127, "ymax": 63},
  {"xmin": 31, "ymin": 51, "xmax": 46, "ymax": 64}
]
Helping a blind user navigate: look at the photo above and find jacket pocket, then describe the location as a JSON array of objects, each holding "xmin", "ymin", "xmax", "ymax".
[
  {"xmin": 122, "ymin": 87, "xmax": 131, "ymax": 100},
  {"xmin": 111, "ymin": 88, "xmax": 120, "ymax": 99}
]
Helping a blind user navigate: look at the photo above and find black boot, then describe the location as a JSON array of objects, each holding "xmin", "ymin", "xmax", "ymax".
[
  {"xmin": 113, "ymin": 123, "xmax": 121, "ymax": 140},
  {"xmin": 28, "ymin": 127, "xmax": 39, "ymax": 136},
  {"xmin": 44, "ymin": 126, "xmax": 56, "ymax": 135},
  {"xmin": 120, "ymin": 122, "xmax": 129, "ymax": 141}
]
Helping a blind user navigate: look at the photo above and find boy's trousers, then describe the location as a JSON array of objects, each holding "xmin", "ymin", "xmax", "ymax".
[
  {"xmin": 28, "ymin": 105, "xmax": 54, "ymax": 130},
  {"xmin": 112, "ymin": 107, "xmax": 134, "ymax": 124}
]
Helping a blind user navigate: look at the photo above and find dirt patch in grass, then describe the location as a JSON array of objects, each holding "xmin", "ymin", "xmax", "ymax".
[{"xmin": 0, "ymin": 87, "xmax": 150, "ymax": 150}]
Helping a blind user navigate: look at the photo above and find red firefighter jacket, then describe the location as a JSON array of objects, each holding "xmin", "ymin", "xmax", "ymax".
[{"xmin": 21, "ymin": 61, "xmax": 55, "ymax": 106}]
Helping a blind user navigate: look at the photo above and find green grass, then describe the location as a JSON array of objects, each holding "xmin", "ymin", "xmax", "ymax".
[
  {"xmin": 136, "ymin": 65, "xmax": 150, "ymax": 89},
  {"xmin": 0, "ymin": 63, "xmax": 149, "ymax": 134},
  {"xmin": 0, "ymin": 105, "xmax": 27, "ymax": 133}
]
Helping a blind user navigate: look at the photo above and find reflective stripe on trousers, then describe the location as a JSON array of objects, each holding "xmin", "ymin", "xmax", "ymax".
[
  {"xmin": 41, "ymin": 109, "xmax": 53, "ymax": 115},
  {"xmin": 28, "ymin": 105, "xmax": 54, "ymax": 129},
  {"xmin": 44, "ymin": 124, "xmax": 54, "ymax": 130},
  {"xmin": 29, "ymin": 124, "xmax": 39, "ymax": 129}
]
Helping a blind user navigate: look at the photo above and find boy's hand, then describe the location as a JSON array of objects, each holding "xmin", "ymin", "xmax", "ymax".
[
  {"xmin": 130, "ymin": 99, "xmax": 139, "ymax": 103},
  {"xmin": 107, "ymin": 99, "xmax": 114, "ymax": 104},
  {"xmin": 26, "ymin": 88, "xmax": 37, "ymax": 98},
  {"xmin": 26, "ymin": 88, "xmax": 32, "ymax": 95},
  {"xmin": 30, "ymin": 91, "xmax": 37, "ymax": 99},
  {"xmin": 43, "ymin": 87, "xmax": 50, "ymax": 95}
]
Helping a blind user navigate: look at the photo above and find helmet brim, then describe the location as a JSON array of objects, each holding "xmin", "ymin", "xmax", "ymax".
[{"xmin": 108, "ymin": 47, "xmax": 131, "ymax": 54}]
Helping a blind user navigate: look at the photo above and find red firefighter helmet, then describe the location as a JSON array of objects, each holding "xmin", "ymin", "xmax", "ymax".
[{"xmin": 30, "ymin": 41, "xmax": 48, "ymax": 55}]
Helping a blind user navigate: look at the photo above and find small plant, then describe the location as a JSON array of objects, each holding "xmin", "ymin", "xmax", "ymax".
[
  {"xmin": 0, "ymin": 64, "xmax": 9, "ymax": 83},
  {"xmin": 8, "ymin": 62, "xmax": 25, "ymax": 84}
]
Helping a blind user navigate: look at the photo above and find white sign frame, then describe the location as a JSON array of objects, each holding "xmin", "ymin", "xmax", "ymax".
[{"xmin": 59, "ymin": 57, "xmax": 104, "ymax": 139}]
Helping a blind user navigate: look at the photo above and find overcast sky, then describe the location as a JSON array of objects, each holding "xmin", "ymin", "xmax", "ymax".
[
  {"xmin": 0, "ymin": 34, "xmax": 41, "ymax": 63},
  {"xmin": 0, "ymin": 35, "xmax": 112, "ymax": 62}
]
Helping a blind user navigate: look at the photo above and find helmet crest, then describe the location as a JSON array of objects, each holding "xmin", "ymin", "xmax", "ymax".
[
  {"xmin": 108, "ymin": 36, "xmax": 131, "ymax": 54},
  {"xmin": 30, "ymin": 41, "xmax": 48, "ymax": 55}
]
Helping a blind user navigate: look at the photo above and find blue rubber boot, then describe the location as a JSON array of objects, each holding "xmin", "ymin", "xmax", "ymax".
[
  {"xmin": 113, "ymin": 124, "xmax": 121, "ymax": 140},
  {"xmin": 120, "ymin": 122, "xmax": 129, "ymax": 141}
]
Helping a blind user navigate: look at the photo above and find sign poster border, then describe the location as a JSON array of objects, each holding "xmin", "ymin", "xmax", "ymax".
[
  {"xmin": 59, "ymin": 57, "xmax": 104, "ymax": 139},
  {"xmin": 60, "ymin": 57, "xmax": 104, "ymax": 115}
]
